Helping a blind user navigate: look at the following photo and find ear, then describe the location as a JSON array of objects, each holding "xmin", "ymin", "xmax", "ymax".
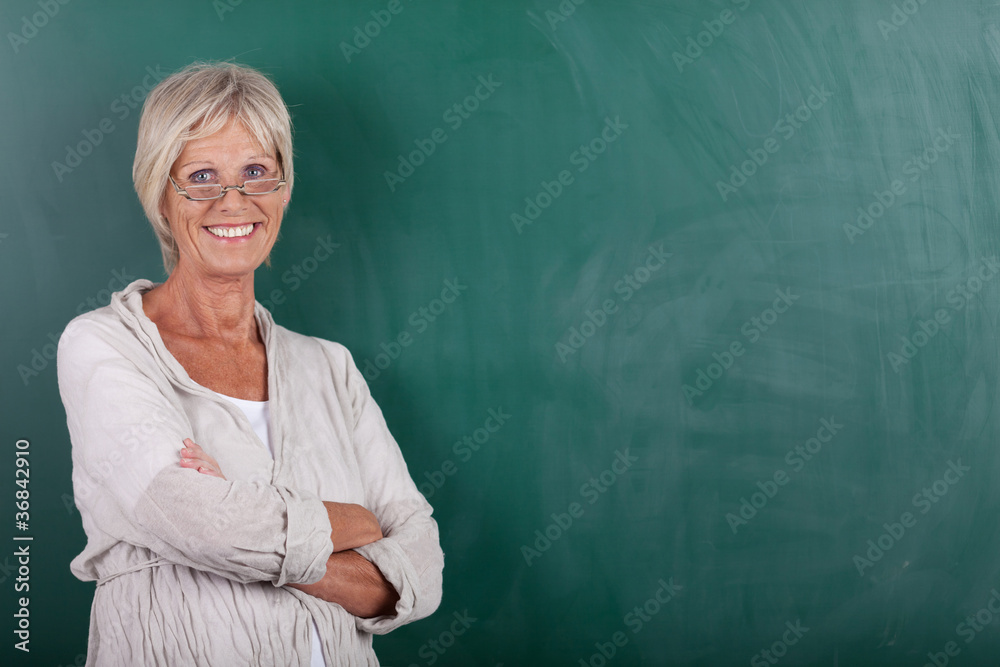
[{"xmin": 158, "ymin": 181, "xmax": 172, "ymax": 221}]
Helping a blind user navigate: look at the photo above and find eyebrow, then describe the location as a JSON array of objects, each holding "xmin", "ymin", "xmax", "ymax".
[{"xmin": 178, "ymin": 154, "xmax": 276, "ymax": 171}]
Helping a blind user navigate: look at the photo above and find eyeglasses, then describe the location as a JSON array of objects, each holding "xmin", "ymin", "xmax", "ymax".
[{"xmin": 169, "ymin": 175, "xmax": 286, "ymax": 201}]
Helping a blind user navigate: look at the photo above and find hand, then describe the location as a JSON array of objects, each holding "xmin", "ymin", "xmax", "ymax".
[
  {"xmin": 179, "ymin": 438, "xmax": 227, "ymax": 480},
  {"xmin": 288, "ymin": 551, "xmax": 400, "ymax": 618},
  {"xmin": 322, "ymin": 501, "xmax": 383, "ymax": 552}
]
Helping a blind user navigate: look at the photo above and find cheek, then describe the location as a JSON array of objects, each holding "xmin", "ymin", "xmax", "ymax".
[
  {"xmin": 268, "ymin": 205, "xmax": 284, "ymax": 228},
  {"xmin": 167, "ymin": 208, "xmax": 203, "ymax": 244}
]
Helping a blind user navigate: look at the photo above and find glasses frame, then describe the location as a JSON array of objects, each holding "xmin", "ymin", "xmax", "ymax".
[{"xmin": 169, "ymin": 174, "xmax": 287, "ymax": 201}]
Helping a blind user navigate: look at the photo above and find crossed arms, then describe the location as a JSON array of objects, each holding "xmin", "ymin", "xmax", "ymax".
[{"xmin": 182, "ymin": 438, "xmax": 398, "ymax": 618}]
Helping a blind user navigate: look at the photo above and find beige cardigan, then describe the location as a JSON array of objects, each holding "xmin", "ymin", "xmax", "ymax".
[{"xmin": 57, "ymin": 279, "xmax": 444, "ymax": 666}]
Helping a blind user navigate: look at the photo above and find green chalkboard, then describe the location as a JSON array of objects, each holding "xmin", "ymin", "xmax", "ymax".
[{"xmin": 5, "ymin": 0, "xmax": 1000, "ymax": 665}]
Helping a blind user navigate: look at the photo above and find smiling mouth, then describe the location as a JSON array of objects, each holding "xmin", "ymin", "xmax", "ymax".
[{"xmin": 205, "ymin": 223, "xmax": 259, "ymax": 238}]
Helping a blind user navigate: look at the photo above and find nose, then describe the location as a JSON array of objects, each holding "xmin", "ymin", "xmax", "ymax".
[{"xmin": 216, "ymin": 184, "xmax": 249, "ymax": 214}]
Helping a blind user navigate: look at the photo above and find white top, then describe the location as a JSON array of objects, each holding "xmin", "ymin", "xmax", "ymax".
[
  {"xmin": 57, "ymin": 279, "xmax": 444, "ymax": 666},
  {"xmin": 209, "ymin": 391, "xmax": 325, "ymax": 667}
]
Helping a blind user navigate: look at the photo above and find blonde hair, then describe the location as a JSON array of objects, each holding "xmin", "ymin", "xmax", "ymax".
[{"xmin": 132, "ymin": 61, "xmax": 294, "ymax": 273}]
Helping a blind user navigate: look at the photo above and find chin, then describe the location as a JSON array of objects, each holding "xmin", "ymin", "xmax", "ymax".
[{"xmin": 194, "ymin": 255, "xmax": 266, "ymax": 279}]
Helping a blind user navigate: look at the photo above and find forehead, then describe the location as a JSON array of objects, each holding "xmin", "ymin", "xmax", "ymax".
[{"xmin": 175, "ymin": 121, "xmax": 275, "ymax": 166}]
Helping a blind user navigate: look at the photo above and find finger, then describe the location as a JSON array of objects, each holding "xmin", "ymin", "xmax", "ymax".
[
  {"xmin": 180, "ymin": 446, "xmax": 208, "ymax": 458},
  {"xmin": 180, "ymin": 457, "xmax": 223, "ymax": 477},
  {"xmin": 183, "ymin": 438, "xmax": 205, "ymax": 451},
  {"xmin": 181, "ymin": 450, "xmax": 222, "ymax": 470},
  {"xmin": 179, "ymin": 451, "xmax": 210, "ymax": 464},
  {"xmin": 179, "ymin": 456, "xmax": 214, "ymax": 471},
  {"xmin": 181, "ymin": 451, "xmax": 217, "ymax": 468},
  {"xmin": 180, "ymin": 448, "xmax": 210, "ymax": 465},
  {"xmin": 180, "ymin": 442, "xmax": 218, "ymax": 465},
  {"xmin": 179, "ymin": 441, "xmax": 227, "ymax": 480},
  {"xmin": 179, "ymin": 449, "xmax": 219, "ymax": 472}
]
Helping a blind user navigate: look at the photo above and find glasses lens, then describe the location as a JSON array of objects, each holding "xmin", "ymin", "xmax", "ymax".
[
  {"xmin": 185, "ymin": 185, "xmax": 222, "ymax": 200},
  {"xmin": 244, "ymin": 179, "xmax": 281, "ymax": 195}
]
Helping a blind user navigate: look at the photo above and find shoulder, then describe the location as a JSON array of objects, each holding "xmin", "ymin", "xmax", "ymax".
[
  {"xmin": 57, "ymin": 281, "xmax": 163, "ymax": 387},
  {"xmin": 58, "ymin": 278, "xmax": 157, "ymax": 360},
  {"xmin": 267, "ymin": 323, "xmax": 371, "ymax": 408},
  {"xmin": 269, "ymin": 322, "xmax": 356, "ymax": 370},
  {"xmin": 58, "ymin": 307, "xmax": 134, "ymax": 365},
  {"xmin": 56, "ymin": 308, "xmax": 150, "ymax": 408}
]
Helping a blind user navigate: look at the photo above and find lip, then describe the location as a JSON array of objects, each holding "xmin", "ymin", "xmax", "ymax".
[{"xmin": 202, "ymin": 222, "xmax": 262, "ymax": 241}]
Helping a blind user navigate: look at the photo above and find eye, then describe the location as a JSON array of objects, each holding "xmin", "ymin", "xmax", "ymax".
[
  {"xmin": 189, "ymin": 170, "xmax": 215, "ymax": 183},
  {"xmin": 244, "ymin": 165, "xmax": 268, "ymax": 180}
]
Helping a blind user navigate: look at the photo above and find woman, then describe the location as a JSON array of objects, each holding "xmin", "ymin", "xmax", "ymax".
[{"xmin": 57, "ymin": 61, "xmax": 444, "ymax": 666}]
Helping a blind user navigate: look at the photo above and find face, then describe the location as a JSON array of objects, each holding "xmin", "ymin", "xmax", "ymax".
[{"xmin": 160, "ymin": 119, "xmax": 289, "ymax": 280}]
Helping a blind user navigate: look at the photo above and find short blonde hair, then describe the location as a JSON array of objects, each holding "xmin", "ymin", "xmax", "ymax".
[{"xmin": 132, "ymin": 61, "xmax": 294, "ymax": 273}]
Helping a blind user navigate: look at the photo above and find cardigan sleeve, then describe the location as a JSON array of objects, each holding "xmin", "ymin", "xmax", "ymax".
[
  {"xmin": 58, "ymin": 317, "xmax": 334, "ymax": 587},
  {"xmin": 335, "ymin": 348, "xmax": 445, "ymax": 634}
]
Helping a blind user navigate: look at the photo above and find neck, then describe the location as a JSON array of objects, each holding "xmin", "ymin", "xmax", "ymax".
[{"xmin": 149, "ymin": 264, "xmax": 259, "ymax": 344}]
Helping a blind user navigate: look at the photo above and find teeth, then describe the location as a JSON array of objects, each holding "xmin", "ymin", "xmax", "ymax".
[{"xmin": 207, "ymin": 224, "xmax": 254, "ymax": 238}]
